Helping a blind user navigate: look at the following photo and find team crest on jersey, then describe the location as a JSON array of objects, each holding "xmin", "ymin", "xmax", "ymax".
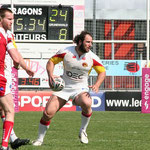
[{"xmin": 82, "ymin": 62, "xmax": 88, "ymax": 67}]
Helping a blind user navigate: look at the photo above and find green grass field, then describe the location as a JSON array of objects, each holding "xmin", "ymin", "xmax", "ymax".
[{"xmin": 1, "ymin": 111, "xmax": 150, "ymax": 150}]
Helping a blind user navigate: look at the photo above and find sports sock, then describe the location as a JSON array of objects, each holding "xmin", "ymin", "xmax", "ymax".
[
  {"xmin": 80, "ymin": 111, "xmax": 92, "ymax": 132},
  {"xmin": 9, "ymin": 128, "xmax": 18, "ymax": 143},
  {"xmin": 1, "ymin": 115, "xmax": 5, "ymax": 123},
  {"xmin": 1, "ymin": 116, "xmax": 18, "ymax": 143},
  {"xmin": 37, "ymin": 118, "xmax": 50, "ymax": 142},
  {"xmin": 2, "ymin": 121, "xmax": 14, "ymax": 148}
]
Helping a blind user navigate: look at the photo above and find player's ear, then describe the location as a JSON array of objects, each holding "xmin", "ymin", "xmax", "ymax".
[{"xmin": 79, "ymin": 39, "xmax": 82, "ymax": 45}]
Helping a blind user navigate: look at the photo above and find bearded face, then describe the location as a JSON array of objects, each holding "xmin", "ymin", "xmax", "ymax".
[
  {"xmin": 78, "ymin": 34, "xmax": 93, "ymax": 54},
  {"xmin": 79, "ymin": 42, "xmax": 87, "ymax": 53}
]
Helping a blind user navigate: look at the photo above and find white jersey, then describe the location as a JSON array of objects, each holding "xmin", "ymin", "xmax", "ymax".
[{"xmin": 50, "ymin": 46, "xmax": 105, "ymax": 88}]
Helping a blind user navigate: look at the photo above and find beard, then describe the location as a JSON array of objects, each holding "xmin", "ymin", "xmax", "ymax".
[{"xmin": 78, "ymin": 43, "xmax": 87, "ymax": 53}]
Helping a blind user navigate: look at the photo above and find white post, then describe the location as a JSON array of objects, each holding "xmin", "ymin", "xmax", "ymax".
[
  {"xmin": 147, "ymin": 0, "xmax": 150, "ymax": 67},
  {"xmin": 92, "ymin": 0, "xmax": 96, "ymax": 53},
  {"xmin": 11, "ymin": 0, "xmax": 14, "ymax": 33}
]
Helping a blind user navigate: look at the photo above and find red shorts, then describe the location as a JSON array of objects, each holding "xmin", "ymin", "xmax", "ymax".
[{"xmin": 0, "ymin": 76, "xmax": 7, "ymax": 96}]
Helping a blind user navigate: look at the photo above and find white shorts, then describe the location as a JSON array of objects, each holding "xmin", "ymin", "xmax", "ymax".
[{"xmin": 53, "ymin": 87, "xmax": 89, "ymax": 102}]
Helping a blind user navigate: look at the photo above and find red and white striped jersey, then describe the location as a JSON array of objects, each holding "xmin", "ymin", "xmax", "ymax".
[{"xmin": 0, "ymin": 27, "xmax": 15, "ymax": 77}]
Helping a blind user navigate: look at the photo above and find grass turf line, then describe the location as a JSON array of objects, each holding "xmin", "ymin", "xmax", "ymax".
[{"xmin": 0, "ymin": 111, "xmax": 150, "ymax": 150}]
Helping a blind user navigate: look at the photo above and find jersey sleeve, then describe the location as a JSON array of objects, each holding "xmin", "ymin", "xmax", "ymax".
[
  {"xmin": 50, "ymin": 49, "xmax": 66, "ymax": 65},
  {"xmin": 6, "ymin": 31, "xmax": 16, "ymax": 50},
  {"xmin": 91, "ymin": 52, "xmax": 105, "ymax": 74}
]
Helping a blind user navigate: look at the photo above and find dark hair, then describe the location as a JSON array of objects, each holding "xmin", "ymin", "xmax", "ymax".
[
  {"xmin": 0, "ymin": 8, "xmax": 12, "ymax": 18},
  {"xmin": 73, "ymin": 31, "xmax": 92, "ymax": 45}
]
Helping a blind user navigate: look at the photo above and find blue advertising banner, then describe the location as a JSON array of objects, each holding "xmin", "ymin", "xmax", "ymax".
[
  {"xmin": 90, "ymin": 60, "xmax": 141, "ymax": 76},
  {"xmin": 76, "ymin": 92, "xmax": 105, "ymax": 111}
]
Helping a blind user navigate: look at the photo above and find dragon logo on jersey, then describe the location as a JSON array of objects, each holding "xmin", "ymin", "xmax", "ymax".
[{"xmin": 82, "ymin": 62, "xmax": 88, "ymax": 67}]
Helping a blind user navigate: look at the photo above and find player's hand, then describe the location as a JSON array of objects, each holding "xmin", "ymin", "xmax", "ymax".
[
  {"xmin": 88, "ymin": 84, "xmax": 99, "ymax": 93},
  {"xmin": 48, "ymin": 76, "xmax": 54, "ymax": 88},
  {"xmin": 26, "ymin": 68, "xmax": 34, "ymax": 77},
  {"xmin": 48, "ymin": 75, "xmax": 60, "ymax": 88}
]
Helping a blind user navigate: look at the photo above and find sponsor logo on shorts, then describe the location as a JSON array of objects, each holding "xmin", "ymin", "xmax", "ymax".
[
  {"xmin": 0, "ymin": 87, "xmax": 4, "ymax": 91},
  {"xmin": 81, "ymin": 88, "xmax": 88, "ymax": 90}
]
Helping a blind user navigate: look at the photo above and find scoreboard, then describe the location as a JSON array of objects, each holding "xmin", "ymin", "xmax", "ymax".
[
  {"xmin": 14, "ymin": 5, "xmax": 73, "ymax": 40},
  {"xmin": 1, "ymin": 0, "xmax": 84, "ymax": 41}
]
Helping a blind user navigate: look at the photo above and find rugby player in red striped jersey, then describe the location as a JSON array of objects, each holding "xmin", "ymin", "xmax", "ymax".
[{"xmin": 0, "ymin": 8, "xmax": 34, "ymax": 150}]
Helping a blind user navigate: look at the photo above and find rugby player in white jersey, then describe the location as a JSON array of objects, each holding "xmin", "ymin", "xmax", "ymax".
[
  {"xmin": 32, "ymin": 31, "xmax": 106, "ymax": 146},
  {"xmin": 0, "ymin": 8, "xmax": 34, "ymax": 150}
]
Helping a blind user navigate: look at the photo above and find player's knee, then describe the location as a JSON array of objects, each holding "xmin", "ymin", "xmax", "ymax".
[
  {"xmin": 0, "ymin": 106, "xmax": 2, "ymax": 112},
  {"xmin": 82, "ymin": 106, "xmax": 92, "ymax": 115},
  {"xmin": 81, "ymin": 93, "xmax": 92, "ymax": 107},
  {"xmin": 4, "ymin": 109, "xmax": 14, "ymax": 120},
  {"xmin": 5, "ymin": 106, "xmax": 14, "ymax": 114},
  {"xmin": 81, "ymin": 100, "xmax": 92, "ymax": 110},
  {"xmin": 43, "ymin": 110, "xmax": 54, "ymax": 120}
]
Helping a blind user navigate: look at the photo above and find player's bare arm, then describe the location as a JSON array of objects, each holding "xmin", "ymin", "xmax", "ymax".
[
  {"xmin": 16, "ymin": 49, "xmax": 34, "ymax": 77},
  {"xmin": 8, "ymin": 48, "xmax": 34, "ymax": 77},
  {"xmin": 46, "ymin": 60, "xmax": 55, "ymax": 87},
  {"xmin": 89, "ymin": 71, "xmax": 106, "ymax": 93},
  {"xmin": 7, "ymin": 48, "xmax": 20, "ymax": 64}
]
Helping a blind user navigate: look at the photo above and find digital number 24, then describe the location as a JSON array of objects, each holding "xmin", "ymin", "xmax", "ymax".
[{"xmin": 49, "ymin": 9, "xmax": 68, "ymax": 22}]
